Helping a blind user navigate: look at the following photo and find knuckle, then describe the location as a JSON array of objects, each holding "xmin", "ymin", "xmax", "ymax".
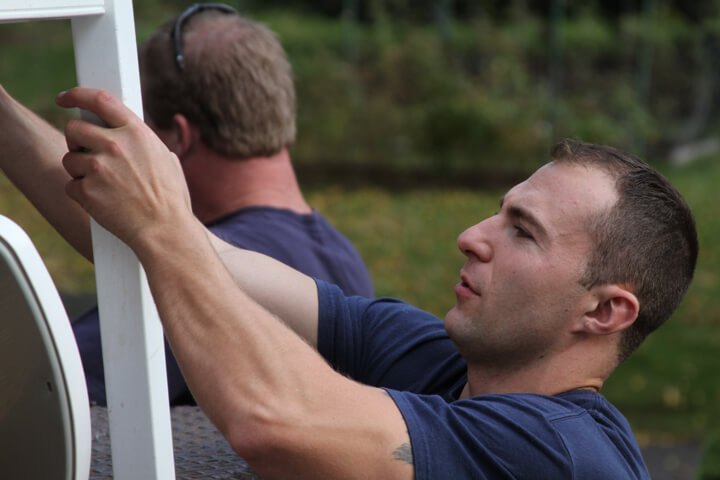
[
  {"xmin": 95, "ymin": 90, "xmax": 115, "ymax": 108},
  {"xmin": 64, "ymin": 118, "xmax": 82, "ymax": 133},
  {"xmin": 104, "ymin": 139, "xmax": 124, "ymax": 157},
  {"xmin": 124, "ymin": 114, "xmax": 144, "ymax": 133},
  {"xmin": 85, "ymin": 157, "xmax": 101, "ymax": 175}
]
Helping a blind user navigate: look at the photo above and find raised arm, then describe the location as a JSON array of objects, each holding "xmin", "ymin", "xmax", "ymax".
[
  {"xmin": 209, "ymin": 233, "xmax": 322, "ymax": 346},
  {"xmin": 56, "ymin": 87, "xmax": 413, "ymax": 479},
  {"xmin": 0, "ymin": 86, "xmax": 93, "ymax": 260}
]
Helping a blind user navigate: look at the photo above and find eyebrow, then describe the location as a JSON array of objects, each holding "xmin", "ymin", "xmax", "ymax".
[{"xmin": 500, "ymin": 196, "xmax": 548, "ymax": 240}]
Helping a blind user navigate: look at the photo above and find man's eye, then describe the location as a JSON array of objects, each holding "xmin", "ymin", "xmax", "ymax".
[{"xmin": 514, "ymin": 225, "xmax": 534, "ymax": 240}]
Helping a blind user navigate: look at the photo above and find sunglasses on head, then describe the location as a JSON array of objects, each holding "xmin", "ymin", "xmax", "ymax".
[{"xmin": 171, "ymin": 3, "xmax": 238, "ymax": 71}]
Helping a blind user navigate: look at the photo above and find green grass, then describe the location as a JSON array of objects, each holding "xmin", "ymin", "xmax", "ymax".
[
  {"xmin": 697, "ymin": 432, "xmax": 720, "ymax": 480},
  {"xmin": 306, "ymin": 186, "xmax": 502, "ymax": 316},
  {"xmin": 0, "ymin": 21, "xmax": 77, "ymax": 124}
]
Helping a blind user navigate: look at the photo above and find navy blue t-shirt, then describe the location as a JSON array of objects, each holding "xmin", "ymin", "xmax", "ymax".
[
  {"xmin": 316, "ymin": 280, "xmax": 650, "ymax": 479},
  {"xmin": 73, "ymin": 206, "xmax": 373, "ymax": 405}
]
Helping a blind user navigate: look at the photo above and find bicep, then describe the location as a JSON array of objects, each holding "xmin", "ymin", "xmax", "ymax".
[{"xmin": 210, "ymin": 231, "xmax": 321, "ymax": 347}]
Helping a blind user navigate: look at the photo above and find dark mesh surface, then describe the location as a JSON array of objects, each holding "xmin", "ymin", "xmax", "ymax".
[{"xmin": 90, "ymin": 406, "xmax": 260, "ymax": 479}]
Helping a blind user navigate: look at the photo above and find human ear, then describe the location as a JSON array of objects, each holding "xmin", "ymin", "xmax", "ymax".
[
  {"xmin": 170, "ymin": 113, "xmax": 194, "ymax": 157},
  {"xmin": 578, "ymin": 285, "xmax": 639, "ymax": 335}
]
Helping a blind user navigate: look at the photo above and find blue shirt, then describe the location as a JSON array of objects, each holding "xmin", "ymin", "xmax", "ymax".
[
  {"xmin": 73, "ymin": 206, "xmax": 373, "ymax": 405},
  {"xmin": 316, "ymin": 280, "xmax": 650, "ymax": 479}
]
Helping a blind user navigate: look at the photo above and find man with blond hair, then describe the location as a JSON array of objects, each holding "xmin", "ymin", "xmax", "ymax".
[{"xmin": 0, "ymin": 4, "xmax": 372, "ymax": 406}]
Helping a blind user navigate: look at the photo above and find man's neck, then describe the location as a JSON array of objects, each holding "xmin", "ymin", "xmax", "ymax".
[
  {"xmin": 459, "ymin": 347, "xmax": 610, "ymax": 400},
  {"xmin": 183, "ymin": 147, "xmax": 312, "ymax": 224}
]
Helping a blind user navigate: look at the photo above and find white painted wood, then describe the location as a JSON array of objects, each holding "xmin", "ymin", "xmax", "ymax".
[
  {"xmin": 70, "ymin": 2, "xmax": 176, "ymax": 479},
  {"xmin": 84, "ymin": 226, "xmax": 175, "ymax": 480},
  {"xmin": 0, "ymin": 0, "xmax": 103, "ymax": 21},
  {"xmin": 0, "ymin": 0, "xmax": 175, "ymax": 478}
]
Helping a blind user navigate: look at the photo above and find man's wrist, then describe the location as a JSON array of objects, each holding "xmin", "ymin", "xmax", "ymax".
[{"xmin": 131, "ymin": 213, "xmax": 206, "ymax": 265}]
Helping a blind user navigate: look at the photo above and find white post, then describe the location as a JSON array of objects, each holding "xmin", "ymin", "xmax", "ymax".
[{"xmin": 0, "ymin": 1, "xmax": 175, "ymax": 479}]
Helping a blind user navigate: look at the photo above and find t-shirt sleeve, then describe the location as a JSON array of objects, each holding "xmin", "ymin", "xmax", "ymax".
[{"xmin": 316, "ymin": 280, "xmax": 466, "ymax": 395}]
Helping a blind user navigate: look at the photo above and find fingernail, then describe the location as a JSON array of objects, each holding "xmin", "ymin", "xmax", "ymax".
[{"xmin": 55, "ymin": 91, "xmax": 69, "ymax": 106}]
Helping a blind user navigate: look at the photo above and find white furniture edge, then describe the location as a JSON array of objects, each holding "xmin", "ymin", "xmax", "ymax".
[{"xmin": 0, "ymin": 214, "xmax": 91, "ymax": 480}]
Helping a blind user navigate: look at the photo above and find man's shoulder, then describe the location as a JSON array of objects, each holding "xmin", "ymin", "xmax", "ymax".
[
  {"xmin": 208, "ymin": 206, "xmax": 357, "ymax": 255},
  {"xmin": 448, "ymin": 391, "xmax": 635, "ymax": 441},
  {"xmin": 476, "ymin": 390, "xmax": 614, "ymax": 419},
  {"xmin": 207, "ymin": 206, "xmax": 303, "ymax": 234},
  {"xmin": 388, "ymin": 391, "xmax": 649, "ymax": 479},
  {"xmin": 208, "ymin": 207, "xmax": 374, "ymax": 296}
]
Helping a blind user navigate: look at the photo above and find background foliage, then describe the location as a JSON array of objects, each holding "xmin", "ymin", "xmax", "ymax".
[{"xmin": 0, "ymin": 0, "xmax": 718, "ymax": 460}]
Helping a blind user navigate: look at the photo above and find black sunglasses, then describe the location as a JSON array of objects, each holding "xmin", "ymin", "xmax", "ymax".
[{"xmin": 171, "ymin": 3, "xmax": 238, "ymax": 71}]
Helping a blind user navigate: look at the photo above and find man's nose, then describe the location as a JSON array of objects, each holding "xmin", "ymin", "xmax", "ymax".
[{"xmin": 457, "ymin": 220, "xmax": 493, "ymax": 263}]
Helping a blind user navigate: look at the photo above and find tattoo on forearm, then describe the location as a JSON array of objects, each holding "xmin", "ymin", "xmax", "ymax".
[{"xmin": 392, "ymin": 443, "xmax": 414, "ymax": 465}]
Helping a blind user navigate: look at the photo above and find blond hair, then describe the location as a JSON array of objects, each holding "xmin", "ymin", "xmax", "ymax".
[{"xmin": 139, "ymin": 10, "xmax": 296, "ymax": 158}]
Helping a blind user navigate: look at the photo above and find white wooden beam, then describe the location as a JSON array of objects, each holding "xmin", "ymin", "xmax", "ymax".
[
  {"xmin": 71, "ymin": 2, "xmax": 175, "ymax": 478},
  {"xmin": 0, "ymin": 0, "xmax": 103, "ymax": 21}
]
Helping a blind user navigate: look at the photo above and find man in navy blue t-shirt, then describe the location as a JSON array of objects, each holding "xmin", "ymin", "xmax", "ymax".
[{"xmin": 54, "ymin": 90, "xmax": 698, "ymax": 480}]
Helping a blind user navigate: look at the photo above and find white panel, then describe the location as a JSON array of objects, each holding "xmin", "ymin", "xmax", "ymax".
[{"xmin": 0, "ymin": 0, "xmax": 104, "ymax": 21}]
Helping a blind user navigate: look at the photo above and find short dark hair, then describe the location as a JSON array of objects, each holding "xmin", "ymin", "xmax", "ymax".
[
  {"xmin": 139, "ymin": 9, "xmax": 296, "ymax": 158},
  {"xmin": 551, "ymin": 139, "xmax": 698, "ymax": 364}
]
